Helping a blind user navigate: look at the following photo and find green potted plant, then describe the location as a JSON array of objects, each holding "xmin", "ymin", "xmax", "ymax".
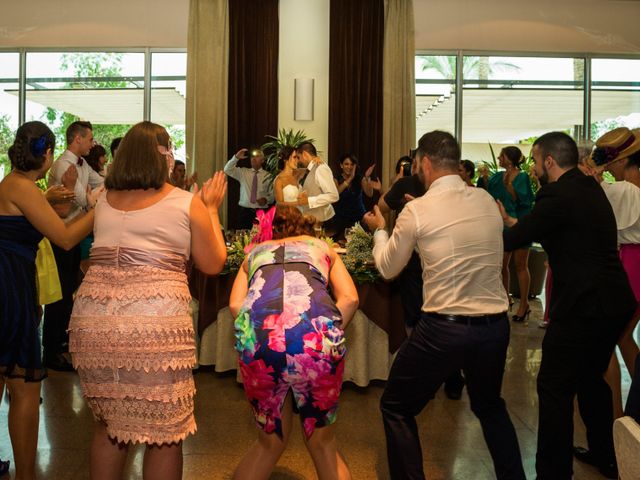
[{"xmin": 261, "ymin": 128, "xmax": 315, "ymax": 181}]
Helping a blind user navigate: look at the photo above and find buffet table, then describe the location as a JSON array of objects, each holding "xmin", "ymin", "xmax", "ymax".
[{"xmin": 188, "ymin": 267, "xmax": 407, "ymax": 387}]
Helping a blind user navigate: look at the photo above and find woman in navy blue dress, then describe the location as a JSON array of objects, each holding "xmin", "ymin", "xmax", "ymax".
[{"xmin": 0, "ymin": 121, "xmax": 95, "ymax": 479}]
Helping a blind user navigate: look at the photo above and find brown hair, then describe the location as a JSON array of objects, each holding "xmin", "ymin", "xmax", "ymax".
[
  {"xmin": 85, "ymin": 144, "xmax": 107, "ymax": 173},
  {"xmin": 500, "ymin": 146, "xmax": 525, "ymax": 168},
  {"xmin": 65, "ymin": 120, "xmax": 92, "ymax": 146},
  {"xmin": 104, "ymin": 121, "xmax": 169, "ymax": 190},
  {"xmin": 272, "ymin": 206, "xmax": 316, "ymax": 239}
]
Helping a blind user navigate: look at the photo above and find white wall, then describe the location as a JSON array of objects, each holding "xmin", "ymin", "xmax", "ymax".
[
  {"xmin": 278, "ymin": 0, "xmax": 330, "ymax": 155},
  {"xmin": 414, "ymin": 0, "xmax": 640, "ymax": 54}
]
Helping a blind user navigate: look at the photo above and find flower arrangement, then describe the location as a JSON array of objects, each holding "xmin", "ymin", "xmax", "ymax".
[
  {"xmin": 342, "ymin": 223, "xmax": 379, "ymax": 283},
  {"xmin": 223, "ymin": 227, "xmax": 258, "ymax": 274}
]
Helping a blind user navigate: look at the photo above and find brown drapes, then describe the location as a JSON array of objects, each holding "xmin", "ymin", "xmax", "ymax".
[
  {"xmin": 227, "ymin": 0, "xmax": 279, "ymax": 229},
  {"xmin": 328, "ymin": 0, "xmax": 385, "ymax": 205}
]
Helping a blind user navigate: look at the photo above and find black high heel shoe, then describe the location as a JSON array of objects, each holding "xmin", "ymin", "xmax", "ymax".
[{"xmin": 512, "ymin": 307, "xmax": 531, "ymax": 323}]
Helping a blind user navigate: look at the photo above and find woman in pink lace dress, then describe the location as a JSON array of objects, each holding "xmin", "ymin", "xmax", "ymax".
[{"xmin": 68, "ymin": 121, "xmax": 227, "ymax": 479}]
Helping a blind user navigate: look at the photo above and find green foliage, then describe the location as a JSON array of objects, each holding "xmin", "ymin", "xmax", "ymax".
[
  {"xmin": 343, "ymin": 223, "xmax": 379, "ymax": 283},
  {"xmin": 222, "ymin": 228, "xmax": 257, "ymax": 274},
  {"xmin": 482, "ymin": 142, "xmax": 500, "ymax": 175},
  {"xmin": 419, "ymin": 56, "xmax": 521, "ymax": 81},
  {"xmin": 0, "ymin": 114, "xmax": 13, "ymax": 178},
  {"xmin": 261, "ymin": 128, "xmax": 314, "ymax": 180}
]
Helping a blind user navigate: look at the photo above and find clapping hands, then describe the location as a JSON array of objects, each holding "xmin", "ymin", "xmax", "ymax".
[{"xmin": 195, "ymin": 171, "xmax": 227, "ymax": 211}]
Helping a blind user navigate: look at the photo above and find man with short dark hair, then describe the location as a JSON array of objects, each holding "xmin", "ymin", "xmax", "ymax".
[
  {"xmin": 45, "ymin": 120, "xmax": 104, "ymax": 371},
  {"xmin": 501, "ymin": 131, "xmax": 636, "ymax": 479},
  {"xmin": 297, "ymin": 141, "xmax": 339, "ymax": 223},
  {"xmin": 364, "ymin": 130, "xmax": 525, "ymax": 480}
]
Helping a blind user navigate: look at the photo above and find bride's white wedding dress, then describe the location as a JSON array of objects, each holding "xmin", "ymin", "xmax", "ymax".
[{"xmin": 282, "ymin": 184, "xmax": 300, "ymax": 204}]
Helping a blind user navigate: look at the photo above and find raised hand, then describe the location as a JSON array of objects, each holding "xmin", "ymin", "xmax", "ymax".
[
  {"xmin": 61, "ymin": 164, "xmax": 78, "ymax": 191},
  {"xmin": 363, "ymin": 205, "xmax": 386, "ymax": 231},
  {"xmin": 370, "ymin": 179, "xmax": 382, "ymax": 191},
  {"xmin": 364, "ymin": 164, "xmax": 376, "ymax": 178},
  {"xmin": 201, "ymin": 171, "xmax": 227, "ymax": 211},
  {"xmin": 86, "ymin": 185, "xmax": 105, "ymax": 209},
  {"xmin": 235, "ymin": 148, "xmax": 248, "ymax": 160}
]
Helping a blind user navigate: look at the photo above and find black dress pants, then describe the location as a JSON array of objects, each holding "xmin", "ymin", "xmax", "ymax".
[
  {"xmin": 380, "ymin": 313, "xmax": 525, "ymax": 480},
  {"xmin": 43, "ymin": 243, "xmax": 80, "ymax": 360},
  {"xmin": 536, "ymin": 313, "xmax": 630, "ymax": 479}
]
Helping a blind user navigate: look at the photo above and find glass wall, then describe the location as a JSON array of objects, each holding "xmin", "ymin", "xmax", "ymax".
[
  {"xmin": 591, "ymin": 58, "xmax": 640, "ymax": 139},
  {"xmin": 0, "ymin": 52, "xmax": 20, "ymax": 179},
  {"xmin": 460, "ymin": 56, "xmax": 584, "ymax": 164},
  {"xmin": 151, "ymin": 52, "xmax": 187, "ymax": 161},
  {"xmin": 25, "ymin": 52, "xmax": 145, "ymax": 157},
  {"xmin": 415, "ymin": 55, "xmax": 456, "ymax": 140},
  {"xmin": 0, "ymin": 49, "xmax": 187, "ymax": 175}
]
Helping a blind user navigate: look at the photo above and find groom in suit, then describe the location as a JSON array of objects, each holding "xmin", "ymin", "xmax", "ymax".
[
  {"xmin": 501, "ymin": 131, "xmax": 636, "ymax": 479},
  {"xmin": 296, "ymin": 141, "xmax": 339, "ymax": 224}
]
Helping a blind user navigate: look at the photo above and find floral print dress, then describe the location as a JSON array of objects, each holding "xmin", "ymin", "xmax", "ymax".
[{"xmin": 235, "ymin": 238, "xmax": 346, "ymax": 438}]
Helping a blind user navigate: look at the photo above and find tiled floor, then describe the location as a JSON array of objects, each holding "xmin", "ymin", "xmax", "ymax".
[{"xmin": 0, "ymin": 298, "xmax": 634, "ymax": 479}]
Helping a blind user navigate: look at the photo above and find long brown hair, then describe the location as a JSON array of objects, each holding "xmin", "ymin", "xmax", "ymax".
[
  {"xmin": 272, "ymin": 206, "xmax": 316, "ymax": 239},
  {"xmin": 105, "ymin": 121, "xmax": 169, "ymax": 190}
]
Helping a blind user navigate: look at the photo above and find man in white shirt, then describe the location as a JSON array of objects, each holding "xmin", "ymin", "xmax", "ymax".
[
  {"xmin": 296, "ymin": 141, "xmax": 339, "ymax": 223},
  {"xmin": 224, "ymin": 148, "xmax": 274, "ymax": 229},
  {"xmin": 44, "ymin": 120, "xmax": 103, "ymax": 371},
  {"xmin": 364, "ymin": 131, "xmax": 525, "ymax": 480}
]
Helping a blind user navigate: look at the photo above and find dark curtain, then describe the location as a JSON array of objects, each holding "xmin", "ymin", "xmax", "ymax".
[
  {"xmin": 227, "ymin": 0, "xmax": 279, "ymax": 229},
  {"xmin": 329, "ymin": 0, "xmax": 384, "ymax": 209}
]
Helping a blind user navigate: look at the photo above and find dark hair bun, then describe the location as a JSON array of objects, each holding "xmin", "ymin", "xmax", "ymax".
[{"xmin": 8, "ymin": 121, "xmax": 56, "ymax": 172}]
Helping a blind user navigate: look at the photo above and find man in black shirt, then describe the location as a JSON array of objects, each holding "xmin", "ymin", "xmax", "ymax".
[{"xmin": 501, "ymin": 132, "xmax": 636, "ymax": 479}]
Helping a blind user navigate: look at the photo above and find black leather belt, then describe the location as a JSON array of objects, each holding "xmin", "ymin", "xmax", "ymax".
[{"xmin": 426, "ymin": 311, "xmax": 507, "ymax": 325}]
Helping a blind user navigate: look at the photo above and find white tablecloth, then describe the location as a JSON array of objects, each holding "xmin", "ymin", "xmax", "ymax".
[{"xmin": 193, "ymin": 303, "xmax": 395, "ymax": 387}]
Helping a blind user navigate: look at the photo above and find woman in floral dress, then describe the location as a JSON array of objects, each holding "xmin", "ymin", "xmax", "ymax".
[{"xmin": 230, "ymin": 206, "xmax": 358, "ymax": 480}]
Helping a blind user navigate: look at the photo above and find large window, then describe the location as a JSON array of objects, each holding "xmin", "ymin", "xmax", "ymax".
[
  {"xmin": 151, "ymin": 52, "xmax": 187, "ymax": 160},
  {"xmin": 460, "ymin": 56, "xmax": 584, "ymax": 162},
  {"xmin": 0, "ymin": 49, "xmax": 186, "ymax": 175},
  {"xmin": 25, "ymin": 52, "xmax": 145, "ymax": 156},
  {"xmin": 0, "ymin": 52, "xmax": 20, "ymax": 179},
  {"xmin": 415, "ymin": 55, "xmax": 456, "ymax": 140},
  {"xmin": 591, "ymin": 58, "xmax": 640, "ymax": 139}
]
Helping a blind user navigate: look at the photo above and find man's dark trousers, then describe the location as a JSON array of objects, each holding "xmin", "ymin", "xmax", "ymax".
[{"xmin": 380, "ymin": 312, "xmax": 525, "ymax": 480}]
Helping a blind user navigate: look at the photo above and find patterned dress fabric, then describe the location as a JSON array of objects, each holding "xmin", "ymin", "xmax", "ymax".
[
  {"xmin": 0, "ymin": 216, "xmax": 45, "ymax": 381},
  {"xmin": 69, "ymin": 188, "xmax": 197, "ymax": 445},
  {"xmin": 235, "ymin": 238, "xmax": 346, "ymax": 438}
]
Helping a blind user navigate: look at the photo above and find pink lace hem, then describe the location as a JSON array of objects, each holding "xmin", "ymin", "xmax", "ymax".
[
  {"xmin": 87, "ymin": 396, "xmax": 197, "ymax": 445},
  {"xmin": 78, "ymin": 378, "xmax": 195, "ymax": 403}
]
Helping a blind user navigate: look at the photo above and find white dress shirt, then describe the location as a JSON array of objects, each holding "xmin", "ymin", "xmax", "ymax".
[
  {"xmin": 373, "ymin": 174, "xmax": 508, "ymax": 315},
  {"xmin": 301, "ymin": 161, "xmax": 339, "ymax": 222},
  {"xmin": 48, "ymin": 149, "xmax": 104, "ymax": 222},
  {"xmin": 601, "ymin": 180, "xmax": 640, "ymax": 244},
  {"xmin": 223, "ymin": 155, "xmax": 274, "ymax": 209}
]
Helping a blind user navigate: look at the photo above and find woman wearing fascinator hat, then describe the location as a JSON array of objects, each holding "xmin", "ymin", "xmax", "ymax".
[
  {"xmin": 229, "ymin": 205, "xmax": 358, "ymax": 480},
  {"xmin": 591, "ymin": 127, "xmax": 640, "ymax": 418}
]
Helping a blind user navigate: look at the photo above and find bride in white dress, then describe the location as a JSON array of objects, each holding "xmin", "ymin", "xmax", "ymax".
[{"xmin": 274, "ymin": 146, "xmax": 307, "ymax": 208}]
